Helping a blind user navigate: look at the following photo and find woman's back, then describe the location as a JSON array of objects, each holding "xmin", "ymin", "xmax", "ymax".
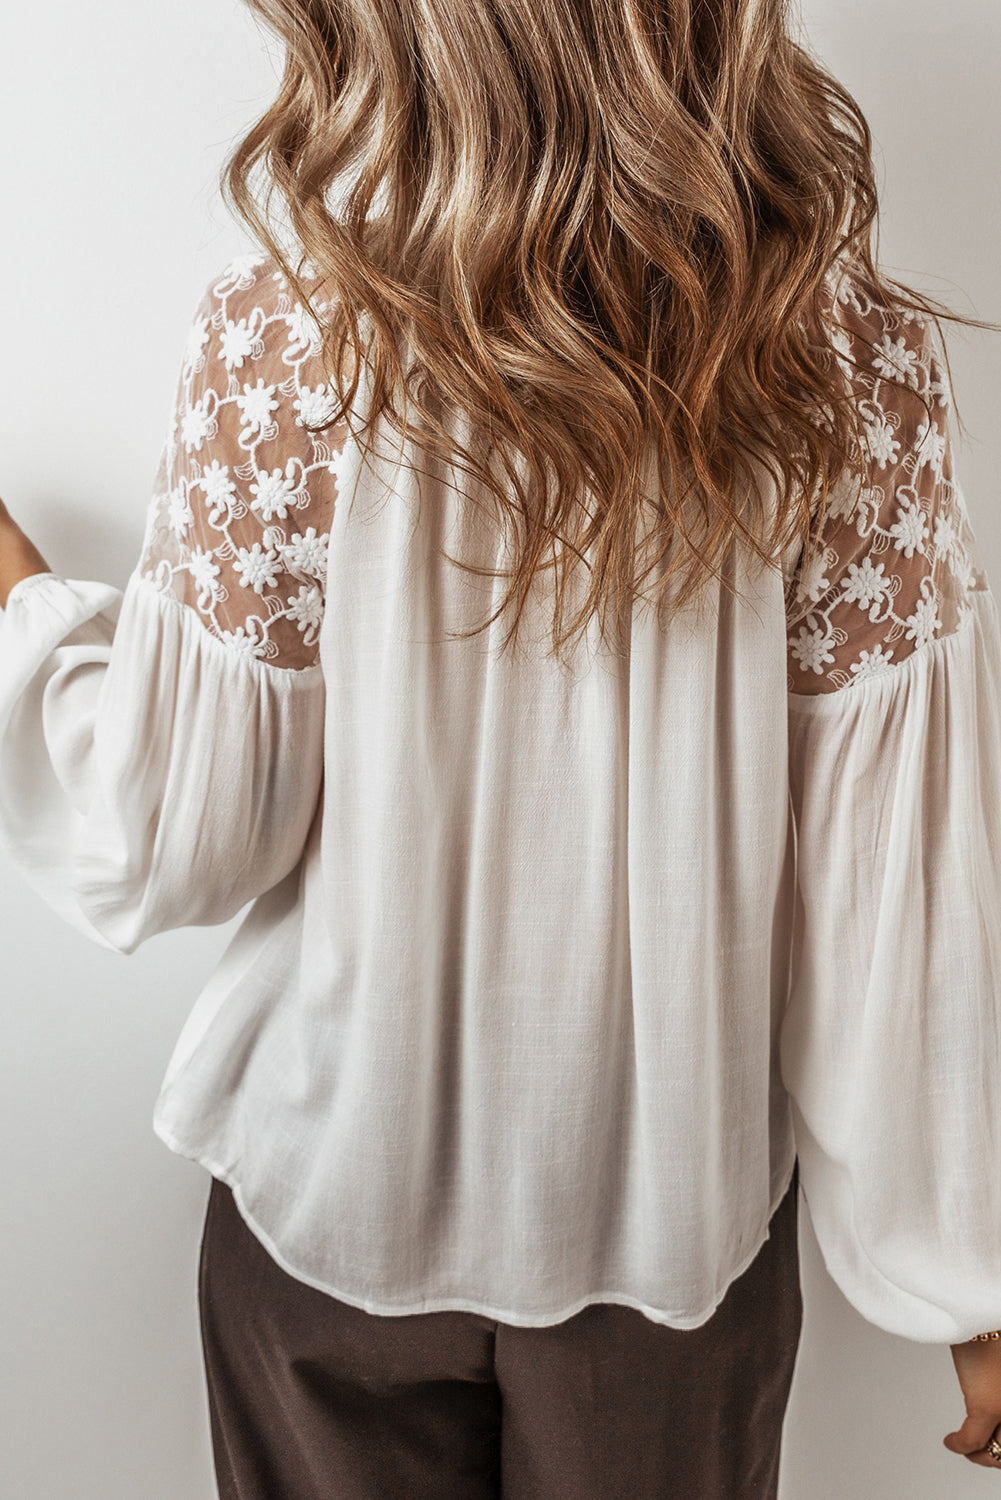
[{"xmin": 4, "ymin": 248, "xmax": 991, "ymax": 1341}]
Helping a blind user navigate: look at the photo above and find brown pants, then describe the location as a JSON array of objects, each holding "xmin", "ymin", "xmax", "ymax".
[{"xmin": 198, "ymin": 1163, "xmax": 802, "ymax": 1499}]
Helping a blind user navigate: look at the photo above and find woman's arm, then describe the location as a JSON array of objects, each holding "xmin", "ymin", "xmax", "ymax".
[
  {"xmin": 0, "ymin": 257, "xmax": 339, "ymax": 955},
  {"xmin": 0, "ymin": 503, "xmax": 53, "ymax": 608}
]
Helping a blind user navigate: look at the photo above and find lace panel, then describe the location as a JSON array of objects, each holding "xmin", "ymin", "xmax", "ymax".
[
  {"xmin": 785, "ymin": 270, "xmax": 990, "ymax": 695},
  {"xmin": 138, "ymin": 255, "xmax": 352, "ymax": 671}
]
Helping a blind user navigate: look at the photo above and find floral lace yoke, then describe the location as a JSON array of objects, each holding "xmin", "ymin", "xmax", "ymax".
[
  {"xmin": 785, "ymin": 268, "xmax": 989, "ymax": 695},
  {"xmin": 138, "ymin": 257, "xmax": 353, "ymax": 672}
]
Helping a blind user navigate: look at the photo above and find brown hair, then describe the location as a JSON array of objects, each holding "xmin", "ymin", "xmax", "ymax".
[{"xmin": 223, "ymin": 0, "xmax": 997, "ymax": 664}]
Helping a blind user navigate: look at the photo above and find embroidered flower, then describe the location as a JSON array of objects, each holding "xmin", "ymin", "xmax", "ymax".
[
  {"xmin": 293, "ymin": 383, "xmax": 336, "ymax": 428},
  {"xmin": 219, "ymin": 317, "xmax": 260, "ymax": 371},
  {"xmin": 830, "ymin": 321, "xmax": 855, "ymax": 366},
  {"xmin": 197, "ymin": 461, "xmax": 238, "ymax": 521},
  {"xmin": 839, "ymin": 555, "xmax": 892, "ymax": 616},
  {"xmin": 789, "ymin": 621, "xmax": 837, "ymax": 677},
  {"xmin": 188, "ymin": 546, "xmax": 223, "ymax": 602},
  {"xmin": 286, "ymin": 304, "xmax": 323, "ymax": 357},
  {"xmin": 328, "ymin": 444, "xmax": 351, "ymax": 492},
  {"xmin": 237, "ymin": 379, "xmax": 279, "ymax": 438},
  {"xmin": 847, "ymin": 643, "xmax": 896, "ymax": 682},
  {"xmin": 903, "ymin": 593, "xmax": 942, "ymax": 650},
  {"xmin": 792, "ymin": 549, "xmax": 832, "ymax": 607},
  {"xmin": 166, "ymin": 485, "xmax": 194, "ymax": 538},
  {"xmin": 926, "ymin": 360, "xmax": 951, "ymax": 408},
  {"xmin": 284, "ymin": 526, "xmax": 329, "ymax": 581},
  {"xmin": 218, "ymin": 623, "xmax": 268, "ymax": 659},
  {"xmin": 860, "ymin": 408, "xmax": 901, "ymax": 469},
  {"xmin": 914, "ymin": 418, "xmax": 947, "ymax": 476},
  {"xmin": 234, "ymin": 542, "xmax": 283, "ymax": 594},
  {"xmin": 933, "ymin": 507, "xmax": 958, "ymax": 562},
  {"xmin": 871, "ymin": 333, "xmax": 920, "ymax": 387},
  {"xmin": 286, "ymin": 583, "xmax": 325, "ymax": 641},
  {"xmin": 181, "ymin": 396, "xmax": 217, "ymax": 453},
  {"xmin": 888, "ymin": 495, "xmax": 929, "ymax": 560},
  {"xmin": 249, "ymin": 467, "xmax": 300, "ymax": 523}
]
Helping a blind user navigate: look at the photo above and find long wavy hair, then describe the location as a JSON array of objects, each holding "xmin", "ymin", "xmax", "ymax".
[{"xmin": 223, "ymin": 0, "xmax": 995, "ymax": 664}]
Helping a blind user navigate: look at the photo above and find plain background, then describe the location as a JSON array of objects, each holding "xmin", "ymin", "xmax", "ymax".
[{"xmin": 0, "ymin": 1, "xmax": 998, "ymax": 1495}]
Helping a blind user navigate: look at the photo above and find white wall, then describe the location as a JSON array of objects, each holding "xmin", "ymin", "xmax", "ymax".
[{"xmin": 0, "ymin": 2, "xmax": 998, "ymax": 1496}]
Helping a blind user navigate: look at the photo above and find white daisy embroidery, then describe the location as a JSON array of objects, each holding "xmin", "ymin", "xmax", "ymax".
[
  {"xmin": 861, "ymin": 408, "xmax": 902, "ymax": 469},
  {"xmin": 848, "ymin": 643, "xmax": 896, "ymax": 682},
  {"xmin": 219, "ymin": 622, "xmax": 267, "ymax": 659},
  {"xmin": 793, "ymin": 549, "xmax": 832, "ymax": 607},
  {"xmin": 839, "ymin": 556, "xmax": 892, "ymax": 616},
  {"xmin": 184, "ymin": 315, "xmax": 211, "ymax": 375},
  {"xmin": 903, "ymin": 594, "xmax": 941, "ymax": 650},
  {"xmin": 181, "ymin": 396, "xmax": 217, "ymax": 453},
  {"xmin": 237, "ymin": 379, "xmax": 280, "ymax": 438},
  {"xmin": 789, "ymin": 620, "xmax": 837, "ymax": 677},
  {"xmin": 871, "ymin": 333, "xmax": 920, "ymax": 387},
  {"xmin": 198, "ymin": 461, "xmax": 238, "ymax": 520},
  {"xmin": 219, "ymin": 317, "xmax": 260, "ymax": 371},
  {"xmin": 284, "ymin": 527, "xmax": 329, "ymax": 580},
  {"xmin": 286, "ymin": 304, "xmax": 323, "ymax": 357},
  {"xmin": 286, "ymin": 584, "xmax": 325, "ymax": 641},
  {"xmin": 234, "ymin": 543, "xmax": 284, "ymax": 594},
  {"xmin": 249, "ymin": 468, "xmax": 300, "ymax": 523},
  {"xmin": 293, "ymin": 384, "xmax": 336, "ymax": 428},
  {"xmin": 166, "ymin": 485, "xmax": 194, "ymax": 539},
  {"xmin": 888, "ymin": 496, "xmax": 929, "ymax": 560}
]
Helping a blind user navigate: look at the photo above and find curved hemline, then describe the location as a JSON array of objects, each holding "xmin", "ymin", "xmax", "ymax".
[{"xmin": 153, "ymin": 1110, "xmax": 797, "ymax": 1330}]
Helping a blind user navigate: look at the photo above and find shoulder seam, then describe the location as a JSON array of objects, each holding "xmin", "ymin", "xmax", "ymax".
[{"xmin": 130, "ymin": 568, "xmax": 325, "ymax": 684}]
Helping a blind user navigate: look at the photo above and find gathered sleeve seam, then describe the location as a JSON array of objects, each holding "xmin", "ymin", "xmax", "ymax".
[
  {"xmin": 2, "ymin": 571, "xmax": 64, "ymax": 609},
  {"xmin": 5, "ymin": 565, "xmax": 325, "ymax": 689},
  {"xmin": 787, "ymin": 592, "xmax": 987, "ymax": 715},
  {"xmin": 131, "ymin": 569, "xmax": 325, "ymax": 687}
]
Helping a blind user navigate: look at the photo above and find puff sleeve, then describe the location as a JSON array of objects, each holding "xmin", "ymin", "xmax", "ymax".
[
  {"xmin": 781, "ymin": 272, "xmax": 1001, "ymax": 1342},
  {"xmin": 0, "ymin": 256, "xmax": 348, "ymax": 955}
]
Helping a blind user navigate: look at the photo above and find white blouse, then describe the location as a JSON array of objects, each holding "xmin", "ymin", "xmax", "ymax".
[{"xmin": 2, "ymin": 253, "xmax": 1000, "ymax": 1344}]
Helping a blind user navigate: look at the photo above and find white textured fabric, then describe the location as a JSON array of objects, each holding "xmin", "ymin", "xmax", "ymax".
[{"xmin": 2, "ymin": 253, "xmax": 1000, "ymax": 1342}]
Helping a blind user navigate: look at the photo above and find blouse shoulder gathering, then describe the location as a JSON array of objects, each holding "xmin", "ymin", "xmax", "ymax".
[
  {"xmin": 784, "ymin": 266, "xmax": 989, "ymax": 697},
  {"xmin": 135, "ymin": 255, "xmax": 352, "ymax": 673}
]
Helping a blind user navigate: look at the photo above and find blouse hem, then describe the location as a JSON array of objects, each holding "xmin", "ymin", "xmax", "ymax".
[{"xmin": 152, "ymin": 1110, "xmax": 798, "ymax": 1331}]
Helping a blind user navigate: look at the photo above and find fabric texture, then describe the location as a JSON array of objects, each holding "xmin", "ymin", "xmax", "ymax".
[
  {"xmin": 1, "ymin": 251, "xmax": 1000, "ymax": 1342},
  {"xmin": 198, "ymin": 1165, "xmax": 802, "ymax": 1500}
]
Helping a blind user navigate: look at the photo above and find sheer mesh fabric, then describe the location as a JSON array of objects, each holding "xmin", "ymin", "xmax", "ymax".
[
  {"xmin": 785, "ymin": 270, "xmax": 990, "ymax": 695},
  {"xmin": 137, "ymin": 257, "xmax": 351, "ymax": 672}
]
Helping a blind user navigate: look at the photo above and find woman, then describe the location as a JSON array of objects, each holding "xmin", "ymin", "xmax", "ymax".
[{"xmin": 2, "ymin": 0, "xmax": 1000, "ymax": 1493}]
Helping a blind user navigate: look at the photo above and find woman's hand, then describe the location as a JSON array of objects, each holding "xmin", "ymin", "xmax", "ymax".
[
  {"xmin": 0, "ymin": 500, "xmax": 54, "ymax": 608},
  {"xmin": 944, "ymin": 1339, "xmax": 1001, "ymax": 1468}
]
